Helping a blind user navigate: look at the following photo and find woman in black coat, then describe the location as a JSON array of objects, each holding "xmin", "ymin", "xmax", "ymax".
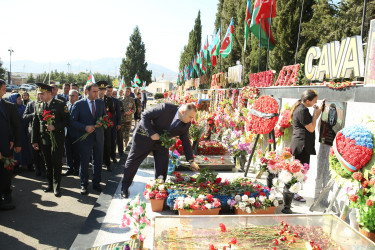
[{"xmin": 286, "ymin": 89, "xmax": 324, "ymax": 212}]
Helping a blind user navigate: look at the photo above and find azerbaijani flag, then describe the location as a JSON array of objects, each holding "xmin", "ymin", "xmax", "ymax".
[
  {"xmin": 86, "ymin": 73, "xmax": 96, "ymax": 85},
  {"xmin": 118, "ymin": 77, "xmax": 125, "ymax": 92},
  {"xmin": 131, "ymin": 81, "xmax": 137, "ymax": 88},
  {"xmin": 210, "ymin": 28, "xmax": 221, "ymax": 57},
  {"xmin": 141, "ymin": 81, "xmax": 146, "ymax": 90},
  {"xmin": 255, "ymin": 0, "xmax": 276, "ymax": 25},
  {"xmin": 219, "ymin": 18, "xmax": 234, "ymax": 58},
  {"xmin": 133, "ymin": 74, "xmax": 141, "ymax": 85},
  {"xmin": 244, "ymin": 0, "xmax": 252, "ymax": 49},
  {"xmin": 250, "ymin": 0, "xmax": 276, "ymax": 50}
]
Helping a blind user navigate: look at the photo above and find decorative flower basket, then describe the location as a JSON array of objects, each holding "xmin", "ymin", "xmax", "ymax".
[
  {"xmin": 359, "ymin": 227, "xmax": 375, "ymax": 242},
  {"xmin": 150, "ymin": 199, "xmax": 165, "ymax": 212},
  {"xmin": 178, "ymin": 208, "xmax": 221, "ymax": 215},
  {"xmin": 234, "ymin": 206, "xmax": 276, "ymax": 215}
]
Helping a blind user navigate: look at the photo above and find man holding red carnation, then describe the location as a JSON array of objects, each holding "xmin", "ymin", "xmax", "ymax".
[
  {"xmin": 32, "ymin": 83, "xmax": 70, "ymax": 197},
  {"xmin": 121, "ymin": 103, "xmax": 200, "ymax": 198}
]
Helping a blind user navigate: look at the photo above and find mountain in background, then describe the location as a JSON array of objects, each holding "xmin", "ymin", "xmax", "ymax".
[{"xmin": 2, "ymin": 58, "xmax": 177, "ymax": 81}]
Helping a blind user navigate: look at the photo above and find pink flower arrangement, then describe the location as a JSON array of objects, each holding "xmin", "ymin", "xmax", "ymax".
[{"xmin": 120, "ymin": 195, "xmax": 151, "ymax": 242}]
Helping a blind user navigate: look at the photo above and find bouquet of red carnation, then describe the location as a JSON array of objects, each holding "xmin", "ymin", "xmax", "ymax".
[
  {"xmin": 42, "ymin": 110, "xmax": 57, "ymax": 150},
  {"xmin": 74, "ymin": 112, "xmax": 114, "ymax": 143},
  {"xmin": 1, "ymin": 155, "xmax": 18, "ymax": 171},
  {"xmin": 247, "ymin": 96, "xmax": 279, "ymax": 135}
]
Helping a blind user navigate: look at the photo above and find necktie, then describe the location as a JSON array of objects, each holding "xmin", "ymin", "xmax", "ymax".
[
  {"xmin": 91, "ymin": 101, "xmax": 96, "ymax": 119},
  {"xmin": 169, "ymin": 119, "xmax": 180, "ymax": 131}
]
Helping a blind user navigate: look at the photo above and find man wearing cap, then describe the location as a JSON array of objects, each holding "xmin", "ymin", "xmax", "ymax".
[
  {"xmin": 97, "ymin": 81, "xmax": 115, "ymax": 171},
  {"xmin": 70, "ymin": 83, "xmax": 106, "ymax": 194},
  {"xmin": 120, "ymin": 87, "xmax": 136, "ymax": 150},
  {"xmin": 32, "ymin": 83, "xmax": 70, "ymax": 197},
  {"xmin": 105, "ymin": 85, "xmax": 121, "ymax": 164}
]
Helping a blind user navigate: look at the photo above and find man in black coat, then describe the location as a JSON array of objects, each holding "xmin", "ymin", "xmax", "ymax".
[
  {"xmin": 23, "ymin": 92, "xmax": 46, "ymax": 177},
  {"xmin": 105, "ymin": 85, "xmax": 121, "ymax": 164},
  {"xmin": 0, "ymin": 79, "xmax": 22, "ymax": 210},
  {"xmin": 97, "ymin": 81, "xmax": 115, "ymax": 171},
  {"xmin": 121, "ymin": 103, "xmax": 200, "ymax": 198},
  {"xmin": 141, "ymin": 90, "xmax": 147, "ymax": 111}
]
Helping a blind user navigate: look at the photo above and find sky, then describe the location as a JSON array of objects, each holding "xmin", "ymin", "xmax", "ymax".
[{"xmin": 0, "ymin": 0, "xmax": 218, "ymax": 73}]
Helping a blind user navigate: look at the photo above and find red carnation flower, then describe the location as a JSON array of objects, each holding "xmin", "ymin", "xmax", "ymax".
[
  {"xmin": 352, "ymin": 172, "xmax": 363, "ymax": 181},
  {"xmin": 349, "ymin": 194, "xmax": 358, "ymax": 202},
  {"xmin": 366, "ymin": 199, "xmax": 374, "ymax": 206},
  {"xmin": 229, "ymin": 237, "xmax": 237, "ymax": 245},
  {"xmin": 219, "ymin": 223, "xmax": 226, "ymax": 232}
]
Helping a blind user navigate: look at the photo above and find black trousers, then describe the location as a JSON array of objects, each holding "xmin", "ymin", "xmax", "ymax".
[
  {"xmin": 65, "ymin": 136, "xmax": 80, "ymax": 172},
  {"xmin": 0, "ymin": 163, "xmax": 12, "ymax": 196},
  {"xmin": 111, "ymin": 127, "xmax": 117, "ymax": 160},
  {"xmin": 103, "ymin": 127, "xmax": 111, "ymax": 166},
  {"xmin": 41, "ymin": 144, "xmax": 64, "ymax": 191},
  {"xmin": 294, "ymin": 148, "xmax": 311, "ymax": 165},
  {"xmin": 121, "ymin": 131, "xmax": 169, "ymax": 189},
  {"xmin": 117, "ymin": 129, "xmax": 124, "ymax": 154}
]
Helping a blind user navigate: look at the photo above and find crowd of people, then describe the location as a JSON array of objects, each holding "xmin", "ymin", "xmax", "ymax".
[{"xmin": 0, "ymin": 79, "xmax": 148, "ymax": 210}]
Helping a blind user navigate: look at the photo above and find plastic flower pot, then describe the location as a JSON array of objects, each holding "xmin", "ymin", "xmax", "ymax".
[
  {"xmin": 359, "ymin": 227, "xmax": 375, "ymax": 242},
  {"xmin": 234, "ymin": 206, "xmax": 276, "ymax": 215},
  {"xmin": 178, "ymin": 208, "xmax": 221, "ymax": 215},
  {"xmin": 150, "ymin": 199, "xmax": 165, "ymax": 212}
]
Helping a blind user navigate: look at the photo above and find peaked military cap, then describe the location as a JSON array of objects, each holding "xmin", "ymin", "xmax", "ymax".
[
  {"xmin": 36, "ymin": 82, "xmax": 53, "ymax": 93},
  {"xmin": 97, "ymin": 80, "xmax": 108, "ymax": 89}
]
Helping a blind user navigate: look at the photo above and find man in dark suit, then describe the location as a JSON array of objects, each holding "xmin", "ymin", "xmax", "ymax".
[
  {"xmin": 58, "ymin": 83, "xmax": 70, "ymax": 102},
  {"xmin": 70, "ymin": 83, "xmax": 106, "ymax": 194},
  {"xmin": 97, "ymin": 81, "xmax": 115, "ymax": 171},
  {"xmin": 71, "ymin": 83, "xmax": 82, "ymax": 99},
  {"xmin": 23, "ymin": 92, "xmax": 46, "ymax": 177},
  {"xmin": 141, "ymin": 90, "xmax": 147, "ymax": 111},
  {"xmin": 63, "ymin": 89, "xmax": 80, "ymax": 176},
  {"xmin": 105, "ymin": 85, "xmax": 121, "ymax": 164},
  {"xmin": 50, "ymin": 82, "xmax": 66, "ymax": 103},
  {"xmin": 121, "ymin": 103, "xmax": 200, "ymax": 198},
  {"xmin": 0, "ymin": 79, "xmax": 22, "ymax": 210},
  {"xmin": 32, "ymin": 83, "xmax": 70, "ymax": 197}
]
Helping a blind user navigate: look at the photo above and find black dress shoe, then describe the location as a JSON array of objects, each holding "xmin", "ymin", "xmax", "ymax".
[
  {"xmin": 112, "ymin": 159, "xmax": 118, "ymax": 163},
  {"xmin": 54, "ymin": 189, "xmax": 61, "ymax": 197},
  {"xmin": 93, "ymin": 185, "xmax": 102, "ymax": 192},
  {"xmin": 80, "ymin": 186, "xmax": 88, "ymax": 195},
  {"xmin": 44, "ymin": 186, "xmax": 53, "ymax": 192},
  {"xmin": 121, "ymin": 189, "xmax": 129, "ymax": 198},
  {"xmin": 63, "ymin": 170, "xmax": 74, "ymax": 176}
]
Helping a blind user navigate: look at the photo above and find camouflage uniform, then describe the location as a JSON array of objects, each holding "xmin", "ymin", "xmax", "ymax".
[{"xmin": 120, "ymin": 96, "xmax": 136, "ymax": 148}]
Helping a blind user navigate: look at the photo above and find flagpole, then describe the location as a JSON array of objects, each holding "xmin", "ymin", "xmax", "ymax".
[
  {"xmin": 266, "ymin": 0, "xmax": 274, "ymax": 71},
  {"xmin": 361, "ymin": 0, "xmax": 368, "ymax": 43},
  {"xmin": 258, "ymin": 18, "xmax": 261, "ymax": 73},
  {"xmin": 220, "ymin": 20, "xmax": 222, "ymax": 72},
  {"xmin": 242, "ymin": 39, "xmax": 246, "ymax": 88},
  {"xmin": 295, "ymin": 0, "xmax": 305, "ymax": 64}
]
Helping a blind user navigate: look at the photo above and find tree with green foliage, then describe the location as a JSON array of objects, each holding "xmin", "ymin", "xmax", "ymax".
[
  {"xmin": 27, "ymin": 73, "xmax": 35, "ymax": 83},
  {"xmin": 120, "ymin": 26, "xmax": 152, "ymax": 87},
  {"xmin": 178, "ymin": 10, "xmax": 202, "ymax": 80},
  {"xmin": 0, "ymin": 58, "xmax": 6, "ymax": 79}
]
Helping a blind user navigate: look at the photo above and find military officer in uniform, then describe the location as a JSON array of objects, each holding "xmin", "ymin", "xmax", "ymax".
[
  {"xmin": 105, "ymin": 85, "xmax": 121, "ymax": 163},
  {"xmin": 120, "ymin": 87, "xmax": 135, "ymax": 150},
  {"xmin": 32, "ymin": 83, "xmax": 69, "ymax": 197},
  {"xmin": 97, "ymin": 81, "xmax": 115, "ymax": 171}
]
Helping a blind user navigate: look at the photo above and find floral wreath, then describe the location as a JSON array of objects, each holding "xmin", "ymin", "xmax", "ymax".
[
  {"xmin": 246, "ymin": 95, "xmax": 279, "ymax": 135},
  {"xmin": 239, "ymin": 86, "xmax": 259, "ymax": 109}
]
